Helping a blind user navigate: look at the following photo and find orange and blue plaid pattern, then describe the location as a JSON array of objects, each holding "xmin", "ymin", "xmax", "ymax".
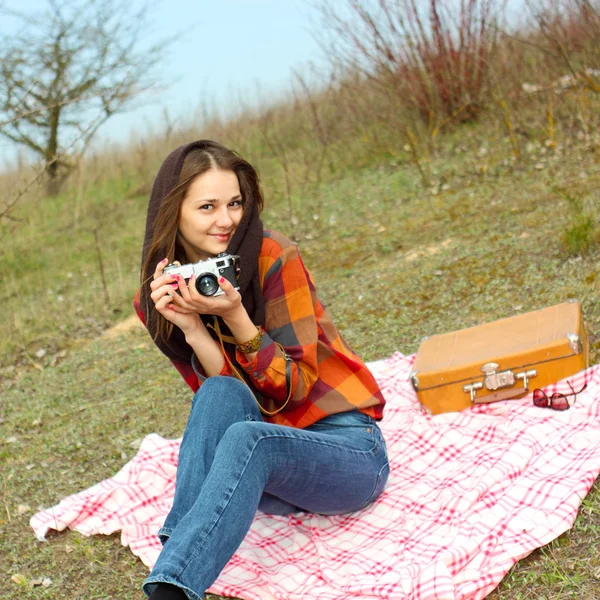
[{"xmin": 134, "ymin": 230, "xmax": 385, "ymax": 428}]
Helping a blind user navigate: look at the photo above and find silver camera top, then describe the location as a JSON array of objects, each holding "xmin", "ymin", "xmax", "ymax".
[{"xmin": 164, "ymin": 252, "xmax": 240, "ymax": 297}]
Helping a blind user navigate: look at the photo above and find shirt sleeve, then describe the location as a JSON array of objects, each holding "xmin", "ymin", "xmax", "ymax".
[
  {"xmin": 132, "ymin": 288, "xmax": 231, "ymax": 392},
  {"xmin": 235, "ymin": 244, "xmax": 319, "ymax": 411}
]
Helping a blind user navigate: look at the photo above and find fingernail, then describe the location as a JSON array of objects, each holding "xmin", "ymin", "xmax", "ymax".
[
  {"xmin": 171, "ymin": 283, "xmax": 179, "ymax": 288},
  {"xmin": 162, "ymin": 258, "xmax": 168, "ymax": 264},
  {"xmin": 219, "ymin": 277, "xmax": 225, "ymax": 283}
]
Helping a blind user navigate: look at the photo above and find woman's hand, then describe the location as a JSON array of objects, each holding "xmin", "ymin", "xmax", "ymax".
[
  {"xmin": 150, "ymin": 258, "xmax": 202, "ymax": 334},
  {"xmin": 169, "ymin": 271, "xmax": 244, "ymax": 322}
]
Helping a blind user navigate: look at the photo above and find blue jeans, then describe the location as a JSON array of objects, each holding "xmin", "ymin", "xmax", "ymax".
[{"xmin": 142, "ymin": 376, "xmax": 389, "ymax": 600}]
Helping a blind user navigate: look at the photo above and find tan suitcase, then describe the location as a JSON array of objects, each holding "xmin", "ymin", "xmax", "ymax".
[{"xmin": 410, "ymin": 300, "xmax": 590, "ymax": 415}]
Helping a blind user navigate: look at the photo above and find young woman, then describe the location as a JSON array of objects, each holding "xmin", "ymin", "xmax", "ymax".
[{"xmin": 135, "ymin": 140, "xmax": 389, "ymax": 600}]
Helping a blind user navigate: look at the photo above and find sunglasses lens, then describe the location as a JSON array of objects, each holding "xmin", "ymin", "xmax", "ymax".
[
  {"xmin": 550, "ymin": 393, "xmax": 570, "ymax": 411},
  {"xmin": 533, "ymin": 389, "xmax": 548, "ymax": 407}
]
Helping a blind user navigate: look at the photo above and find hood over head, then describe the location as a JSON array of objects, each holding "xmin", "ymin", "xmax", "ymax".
[{"xmin": 140, "ymin": 140, "xmax": 265, "ymax": 365}]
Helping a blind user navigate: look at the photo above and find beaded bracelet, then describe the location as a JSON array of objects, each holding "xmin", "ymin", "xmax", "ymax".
[{"xmin": 235, "ymin": 326, "xmax": 264, "ymax": 354}]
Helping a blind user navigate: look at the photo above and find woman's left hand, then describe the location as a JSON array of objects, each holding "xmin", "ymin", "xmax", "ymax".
[{"xmin": 168, "ymin": 273, "xmax": 243, "ymax": 320}]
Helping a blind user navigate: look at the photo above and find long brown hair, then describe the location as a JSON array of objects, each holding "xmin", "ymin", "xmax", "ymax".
[{"xmin": 140, "ymin": 140, "xmax": 265, "ymax": 351}]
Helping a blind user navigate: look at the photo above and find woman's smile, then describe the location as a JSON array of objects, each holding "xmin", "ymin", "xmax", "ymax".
[{"xmin": 210, "ymin": 232, "xmax": 232, "ymax": 243}]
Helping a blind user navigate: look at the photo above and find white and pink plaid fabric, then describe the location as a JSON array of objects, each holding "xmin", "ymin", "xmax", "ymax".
[{"xmin": 31, "ymin": 352, "xmax": 600, "ymax": 600}]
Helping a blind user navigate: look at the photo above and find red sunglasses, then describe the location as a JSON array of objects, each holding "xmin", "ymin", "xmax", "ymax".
[{"xmin": 532, "ymin": 380, "xmax": 587, "ymax": 411}]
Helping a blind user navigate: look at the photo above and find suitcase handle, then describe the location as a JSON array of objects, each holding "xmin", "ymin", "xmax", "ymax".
[
  {"xmin": 463, "ymin": 367, "xmax": 538, "ymax": 403},
  {"xmin": 472, "ymin": 388, "xmax": 530, "ymax": 404}
]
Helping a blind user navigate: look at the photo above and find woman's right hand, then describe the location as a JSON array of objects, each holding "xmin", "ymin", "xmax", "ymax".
[{"xmin": 150, "ymin": 258, "xmax": 202, "ymax": 334}]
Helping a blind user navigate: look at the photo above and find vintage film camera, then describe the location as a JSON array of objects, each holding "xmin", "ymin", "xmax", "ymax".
[{"xmin": 164, "ymin": 252, "xmax": 240, "ymax": 297}]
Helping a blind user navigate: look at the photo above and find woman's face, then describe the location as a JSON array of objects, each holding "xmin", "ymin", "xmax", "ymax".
[{"xmin": 177, "ymin": 168, "xmax": 244, "ymax": 262}]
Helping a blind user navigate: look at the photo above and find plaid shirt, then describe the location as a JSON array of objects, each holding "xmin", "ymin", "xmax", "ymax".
[{"xmin": 134, "ymin": 230, "xmax": 385, "ymax": 428}]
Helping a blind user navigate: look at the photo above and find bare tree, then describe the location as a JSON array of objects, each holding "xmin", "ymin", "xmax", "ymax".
[{"xmin": 0, "ymin": 0, "xmax": 170, "ymax": 195}]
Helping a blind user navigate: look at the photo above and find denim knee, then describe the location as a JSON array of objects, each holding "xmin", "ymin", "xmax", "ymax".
[
  {"xmin": 191, "ymin": 376, "xmax": 262, "ymax": 420},
  {"xmin": 193, "ymin": 375, "xmax": 246, "ymax": 399},
  {"xmin": 218, "ymin": 420, "xmax": 264, "ymax": 452}
]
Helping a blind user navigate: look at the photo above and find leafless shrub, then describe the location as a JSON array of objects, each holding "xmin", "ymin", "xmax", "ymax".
[
  {"xmin": 251, "ymin": 66, "xmax": 346, "ymax": 233},
  {"xmin": 484, "ymin": 0, "xmax": 600, "ymax": 155},
  {"xmin": 317, "ymin": 0, "xmax": 504, "ymax": 129},
  {"xmin": 527, "ymin": 0, "xmax": 600, "ymax": 90},
  {"xmin": 256, "ymin": 102, "xmax": 298, "ymax": 237},
  {"xmin": 289, "ymin": 67, "xmax": 336, "ymax": 190}
]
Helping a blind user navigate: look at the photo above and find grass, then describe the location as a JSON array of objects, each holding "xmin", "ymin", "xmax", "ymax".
[
  {"xmin": 0, "ymin": 175, "xmax": 147, "ymax": 365},
  {"xmin": 1, "ymin": 119, "xmax": 600, "ymax": 599}
]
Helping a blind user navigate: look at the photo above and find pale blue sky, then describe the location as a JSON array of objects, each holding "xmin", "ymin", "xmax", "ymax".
[
  {"xmin": 0, "ymin": 0, "xmax": 327, "ymax": 165},
  {"xmin": 101, "ymin": 0, "xmax": 328, "ymax": 144},
  {"xmin": 1, "ymin": 0, "xmax": 527, "ymax": 167}
]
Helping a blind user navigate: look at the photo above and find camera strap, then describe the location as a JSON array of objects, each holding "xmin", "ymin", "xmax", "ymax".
[{"xmin": 210, "ymin": 318, "xmax": 293, "ymax": 416}]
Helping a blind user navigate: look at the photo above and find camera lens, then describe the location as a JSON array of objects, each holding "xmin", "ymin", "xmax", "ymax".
[{"xmin": 196, "ymin": 273, "xmax": 220, "ymax": 296}]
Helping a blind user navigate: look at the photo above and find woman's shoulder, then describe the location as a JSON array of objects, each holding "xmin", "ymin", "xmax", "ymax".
[
  {"xmin": 261, "ymin": 229, "xmax": 297, "ymax": 256},
  {"xmin": 258, "ymin": 230, "xmax": 303, "ymax": 285}
]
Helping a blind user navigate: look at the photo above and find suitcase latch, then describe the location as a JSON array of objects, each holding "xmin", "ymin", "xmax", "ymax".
[
  {"xmin": 481, "ymin": 362, "xmax": 515, "ymax": 391},
  {"xmin": 463, "ymin": 363, "xmax": 538, "ymax": 403}
]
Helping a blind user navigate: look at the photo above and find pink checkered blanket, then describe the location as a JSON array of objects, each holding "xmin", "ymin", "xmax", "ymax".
[{"xmin": 31, "ymin": 352, "xmax": 600, "ymax": 600}]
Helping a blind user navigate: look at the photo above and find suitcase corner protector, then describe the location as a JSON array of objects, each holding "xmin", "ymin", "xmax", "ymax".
[
  {"xmin": 409, "ymin": 370, "xmax": 419, "ymax": 390},
  {"xmin": 566, "ymin": 333, "xmax": 583, "ymax": 354}
]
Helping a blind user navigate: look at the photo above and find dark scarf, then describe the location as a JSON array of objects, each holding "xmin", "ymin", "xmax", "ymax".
[{"xmin": 140, "ymin": 140, "xmax": 265, "ymax": 365}]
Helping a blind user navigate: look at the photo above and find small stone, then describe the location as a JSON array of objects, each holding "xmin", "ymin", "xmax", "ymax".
[
  {"xmin": 11, "ymin": 573, "xmax": 27, "ymax": 586},
  {"xmin": 35, "ymin": 349, "xmax": 47, "ymax": 359}
]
